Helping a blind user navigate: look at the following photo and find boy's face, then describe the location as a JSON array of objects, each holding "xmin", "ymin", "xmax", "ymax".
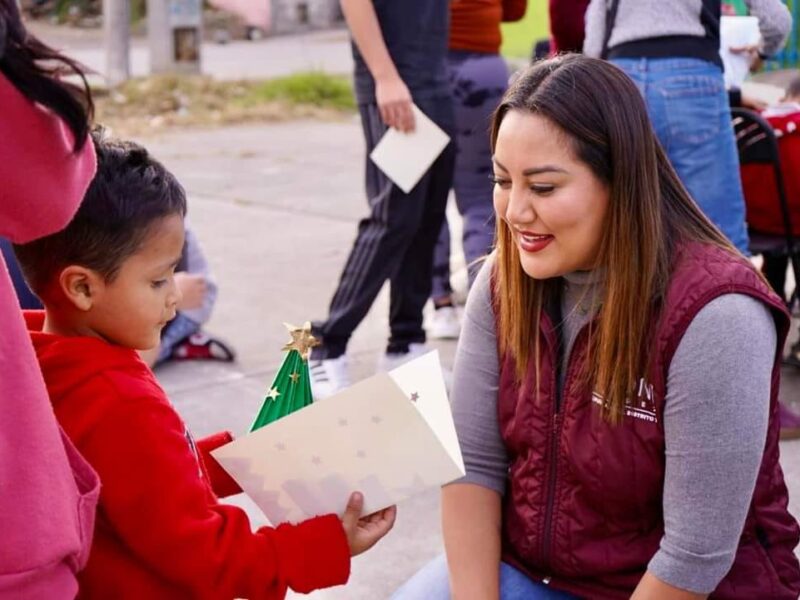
[{"xmin": 88, "ymin": 214, "xmax": 185, "ymax": 350}]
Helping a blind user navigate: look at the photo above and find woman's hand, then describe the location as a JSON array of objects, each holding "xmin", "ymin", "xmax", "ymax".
[{"xmin": 340, "ymin": 491, "xmax": 397, "ymax": 556}]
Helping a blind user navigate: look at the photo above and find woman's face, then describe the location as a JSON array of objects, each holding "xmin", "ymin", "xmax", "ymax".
[{"xmin": 493, "ymin": 110, "xmax": 610, "ymax": 279}]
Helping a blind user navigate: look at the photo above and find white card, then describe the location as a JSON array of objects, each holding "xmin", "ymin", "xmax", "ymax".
[
  {"xmin": 369, "ymin": 104, "xmax": 451, "ymax": 194},
  {"xmin": 720, "ymin": 16, "xmax": 761, "ymax": 89},
  {"xmin": 212, "ymin": 351, "xmax": 464, "ymax": 523}
]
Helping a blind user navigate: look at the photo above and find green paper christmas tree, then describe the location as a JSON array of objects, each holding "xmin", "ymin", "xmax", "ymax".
[{"xmin": 250, "ymin": 322, "xmax": 318, "ymax": 431}]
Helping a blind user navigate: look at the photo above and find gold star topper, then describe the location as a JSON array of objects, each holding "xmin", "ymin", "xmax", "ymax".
[{"xmin": 282, "ymin": 321, "xmax": 319, "ymax": 360}]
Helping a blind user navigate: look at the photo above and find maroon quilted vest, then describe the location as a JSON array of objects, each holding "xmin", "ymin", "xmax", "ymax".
[{"xmin": 496, "ymin": 241, "xmax": 800, "ymax": 599}]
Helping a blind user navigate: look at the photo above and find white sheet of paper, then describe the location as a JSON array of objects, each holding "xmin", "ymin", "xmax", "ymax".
[
  {"xmin": 369, "ymin": 104, "xmax": 451, "ymax": 194},
  {"xmin": 212, "ymin": 351, "xmax": 464, "ymax": 523},
  {"xmin": 719, "ymin": 16, "xmax": 761, "ymax": 89}
]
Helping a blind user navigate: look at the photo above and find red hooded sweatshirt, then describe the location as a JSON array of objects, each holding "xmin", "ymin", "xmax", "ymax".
[{"xmin": 25, "ymin": 311, "xmax": 350, "ymax": 600}]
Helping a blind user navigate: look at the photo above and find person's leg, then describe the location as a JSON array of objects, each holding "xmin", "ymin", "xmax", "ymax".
[
  {"xmin": 389, "ymin": 554, "xmax": 451, "ymax": 600},
  {"xmin": 620, "ymin": 58, "xmax": 750, "ymax": 254},
  {"xmin": 312, "ymin": 103, "xmax": 432, "ymax": 360},
  {"xmin": 387, "ymin": 96, "xmax": 455, "ymax": 353},
  {"xmin": 155, "ymin": 312, "xmax": 201, "ymax": 363},
  {"xmin": 391, "ymin": 555, "xmax": 579, "ymax": 600},
  {"xmin": 429, "ymin": 217, "xmax": 461, "ymax": 340},
  {"xmin": 498, "ymin": 562, "xmax": 579, "ymax": 599},
  {"xmin": 431, "ymin": 218, "xmax": 453, "ymax": 303},
  {"xmin": 448, "ymin": 51, "xmax": 508, "ymax": 287}
]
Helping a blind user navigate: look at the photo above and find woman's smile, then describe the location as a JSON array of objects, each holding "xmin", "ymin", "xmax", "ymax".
[{"xmin": 515, "ymin": 230, "xmax": 554, "ymax": 253}]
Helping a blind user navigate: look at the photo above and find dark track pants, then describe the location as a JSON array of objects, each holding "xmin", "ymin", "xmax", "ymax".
[{"xmin": 313, "ymin": 96, "xmax": 455, "ymax": 359}]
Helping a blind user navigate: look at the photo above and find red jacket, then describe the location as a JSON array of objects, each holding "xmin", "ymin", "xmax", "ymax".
[
  {"xmin": 495, "ymin": 242, "xmax": 800, "ymax": 599},
  {"xmin": 548, "ymin": 0, "xmax": 590, "ymax": 53},
  {"xmin": 25, "ymin": 312, "xmax": 351, "ymax": 600},
  {"xmin": 449, "ymin": 0, "xmax": 527, "ymax": 54}
]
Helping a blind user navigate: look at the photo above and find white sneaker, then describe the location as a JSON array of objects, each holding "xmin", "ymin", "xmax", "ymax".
[
  {"xmin": 429, "ymin": 306, "xmax": 461, "ymax": 340},
  {"xmin": 377, "ymin": 342, "xmax": 432, "ymax": 373},
  {"xmin": 309, "ymin": 355, "xmax": 351, "ymax": 400}
]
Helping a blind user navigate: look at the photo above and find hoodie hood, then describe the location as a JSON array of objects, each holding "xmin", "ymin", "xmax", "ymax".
[{"xmin": 25, "ymin": 311, "xmax": 150, "ymax": 406}]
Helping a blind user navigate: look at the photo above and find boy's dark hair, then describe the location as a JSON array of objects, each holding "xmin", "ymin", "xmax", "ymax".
[
  {"xmin": 15, "ymin": 130, "xmax": 187, "ymax": 294},
  {"xmin": 786, "ymin": 74, "xmax": 800, "ymax": 102}
]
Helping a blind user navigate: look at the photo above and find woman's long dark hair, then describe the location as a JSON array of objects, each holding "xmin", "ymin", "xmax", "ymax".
[
  {"xmin": 492, "ymin": 54, "xmax": 736, "ymax": 423},
  {"xmin": 0, "ymin": 0, "xmax": 93, "ymax": 150}
]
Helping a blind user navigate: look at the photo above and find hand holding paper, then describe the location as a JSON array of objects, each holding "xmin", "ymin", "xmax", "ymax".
[
  {"xmin": 369, "ymin": 104, "xmax": 450, "ymax": 194},
  {"xmin": 720, "ymin": 16, "xmax": 762, "ymax": 89},
  {"xmin": 341, "ymin": 492, "xmax": 397, "ymax": 556},
  {"xmin": 375, "ymin": 74, "xmax": 415, "ymax": 133}
]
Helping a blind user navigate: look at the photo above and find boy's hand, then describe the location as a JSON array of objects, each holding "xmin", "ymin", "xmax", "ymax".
[
  {"xmin": 341, "ymin": 491, "xmax": 397, "ymax": 556},
  {"xmin": 175, "ymin": 273, "xmax": 207, "ymax": 310}
]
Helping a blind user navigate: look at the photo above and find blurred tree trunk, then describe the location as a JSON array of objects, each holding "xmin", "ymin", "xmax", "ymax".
[{"xmin": 104, "ymin": 0, "xmax": 130, "ymax": 85}]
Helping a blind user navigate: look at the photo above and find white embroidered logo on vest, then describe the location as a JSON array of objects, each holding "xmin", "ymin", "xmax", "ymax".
[{"xmin": 592, "ymin": 378, "xmax": 658, "ymax": 423}]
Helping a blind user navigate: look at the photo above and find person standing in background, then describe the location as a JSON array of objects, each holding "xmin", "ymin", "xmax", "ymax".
[
  {"xmin": 429, "ymin": 0, "xmax": 527, "ymax": 340},
  {"xmin": 548, "ymin": 0, "xmax": 590, "ymax": 53},
  {"xmin": 0, "ymin": 0, "xmax": 100, "ymax": 596},
  {"xmin": 583, "ymin": 0, "xmax": 792, "ymax": 255},
  {"xmin": 310, "ymin": 0, "xmax": 455, "ymax": 398}
]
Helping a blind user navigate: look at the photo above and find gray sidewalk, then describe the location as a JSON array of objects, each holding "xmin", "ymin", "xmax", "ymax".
[{"xmin": 140, "ymin": 120, "xmax": 800, "ymax": 599}]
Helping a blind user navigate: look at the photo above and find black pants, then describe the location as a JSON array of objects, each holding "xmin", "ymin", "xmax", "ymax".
[{"xmin": 313, "ymin": 96, "xmax": 455, "ymax": 359}]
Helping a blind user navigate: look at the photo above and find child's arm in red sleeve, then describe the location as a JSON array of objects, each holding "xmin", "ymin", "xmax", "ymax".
[
  {"xmin": 80, "ymin": 391, "xmax": 350, "ymax": 599},
  {"xmin": 195, "ymin": 431, "xmax": 242, "ymax": 498}
]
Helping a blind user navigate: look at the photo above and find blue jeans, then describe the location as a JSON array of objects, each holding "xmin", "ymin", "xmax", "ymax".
[
  {"xmin": 612, "ymin": 58, "xmax": 750, "ymax": 254},
  {"xmin": 391, "ymin": 555, "xmax": 579, "ymax": 599}
]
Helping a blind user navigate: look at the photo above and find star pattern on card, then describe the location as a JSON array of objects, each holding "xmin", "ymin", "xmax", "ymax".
[
  {"xmin": 275, "ymin": 442, "xmax": 286, "ymax": 451},
  {"xmin": 311, "ymin": 456, "xmax": 322, "ymax": 466},
  {"xmin": 410, "ymin": 392, "xmax": 419, "ymax": 403},
  {"xmin": 371, "ymin": 415, "xmax": 383, "ymax": 425},
  {"xmin": 356, "ymin": 450, "xmax": 367, "ymax": 459},
  {"xmin": 338, "ymin": 418, "xmax": 348, "ymax": 427},
  {"xmin": 289, "ymin": 371, "xmax": 300, "ymax": 384},
  {"xmin": 266, "ymin": 387, "xmax": 280, "ymax": 401}
]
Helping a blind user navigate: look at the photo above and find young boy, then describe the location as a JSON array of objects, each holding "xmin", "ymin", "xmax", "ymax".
[{"xmin": 14, "ymin": 133, "xmax": 396, "ymax": 599}]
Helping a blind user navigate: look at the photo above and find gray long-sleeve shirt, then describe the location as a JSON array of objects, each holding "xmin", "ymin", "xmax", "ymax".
[
  {"xmin": 451, "ymin": 258, "xmax": 777, "ymax": 594},
  {"xmin": 583, "ymin": 0, "xmax": 792, "ymax": 59}
]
